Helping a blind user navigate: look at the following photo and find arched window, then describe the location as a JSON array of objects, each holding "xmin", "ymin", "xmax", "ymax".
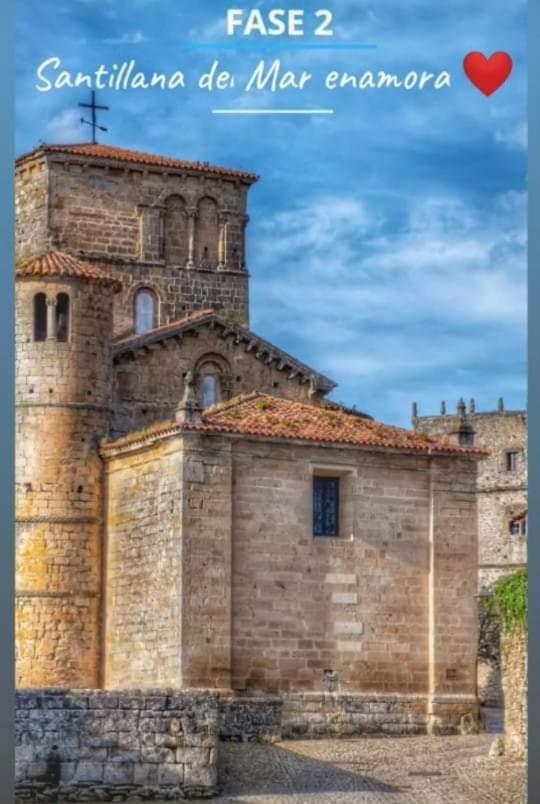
[
  {"xmin": 201, "ymin": 372, "xmax": 221, "ymax": 408},
  {"xmin": 33, "ymin": 293, "xmax": 47, "ymax": 341},
  {"xmin": 56, "ymin": 293, "xmax": 70, "ymax": 342},
  {"xmin": 134, "ymin": 288, "xmax": 157, "ymax": 335}
]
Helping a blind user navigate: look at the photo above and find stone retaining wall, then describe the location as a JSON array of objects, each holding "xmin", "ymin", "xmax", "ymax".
[
  {"xmin": 218, "ymin": 693, "xmax": 479, "ymax": 741},
  {"xmin": 15, "ymin": 690, "xmax": 219, "ymax": 801},
  {"xmin": 501, "ymin": 630, "xmax": 528, "ymax": 760}
]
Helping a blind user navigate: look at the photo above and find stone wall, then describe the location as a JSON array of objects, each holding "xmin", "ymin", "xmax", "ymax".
[
  {"xmin": 112, "ymin": 327, "xmax": 319, "ymax": 437},
  {"xmin": 16, "ymin": 278, "xmax": 116, "ymax": 688},
  {"xmin": 501, "ymin": 630, "xmax": 527, "ymax": 760},
  {"xmin": 102, "ymin": 428, "xmax": 479, "ymax": 732},
  {"xmin": 103, "ymin": 437, "xmax": 184, "ymax": 688},
  {"xmin": 15, "ymin": 690, "xmax": 218, "ymax": 801},
  {"xmin": 103, "ymin": 432, "xmax": 234, "ymax": 691},
  {"xmin": 414, "ymin": 407, "xmax": 527, "ymax": 591},
  {"xmin": 15, "ymin": 154, "xmax": 50, "ymax": 260},
  {"xmin": 218, "ymin": 693, "xmax": 479, "ymax": 740},
  {"xmin": 19, "ymin": 154, "xmax": 253, "ymax": 328}
]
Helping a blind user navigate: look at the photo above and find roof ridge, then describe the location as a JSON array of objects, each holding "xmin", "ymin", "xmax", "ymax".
[{"xmin": 16, "ymin": 143, "xmax": 259, "ymax": 183}]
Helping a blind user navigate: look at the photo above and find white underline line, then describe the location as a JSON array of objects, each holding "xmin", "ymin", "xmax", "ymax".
[{"xmin": 212, "ymin": 109, "xmax": 334, "ymax": 115}]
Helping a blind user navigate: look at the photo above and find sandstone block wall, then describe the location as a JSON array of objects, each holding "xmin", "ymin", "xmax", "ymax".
[
  {"xmin": 15, "ymin": 690, "xmax": 218, "ymax": 801},
  {"xmin": 15, "ymin": 154, "xmax": 253, "ymax": 329},
  {"xmin": 103, "ymin": 433, "xmax": 233, "ymax": 691},
  {"xmin": 103, "ymin": 438, "xmax": 184, "ymax": 688},
  {"xmin": 15, "ymin": 154, "xmax": 50, "ymax": 260},
  {"xmin": 501, "ymin": 630, "xmax": 527, "ymax": 760},
  {"xmin": 103, "ymin": 429, "xmax": 479, "ymax": 720},
  {"xmin": 16, "ymin": 279, "xmax": 115, "ymax": 688}
]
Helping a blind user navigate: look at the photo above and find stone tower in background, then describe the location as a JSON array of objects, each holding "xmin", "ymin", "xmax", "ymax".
[
  {"xmin": 413, "ymin": 398, "xmax": 527, "ymax": 593},
  {"xmin": 15, "ymin": 253, "xmax": 120, "ymax": 687}
]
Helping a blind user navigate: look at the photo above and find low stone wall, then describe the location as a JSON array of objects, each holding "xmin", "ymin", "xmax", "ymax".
[
  {"xmin": 15, "ymin": 690, "xmax": 219, "ymax": 802},
  {"xmin": 501, "ymin": 631, "xmax": 528, "ymax": 760},
  {"xmin": 219, "ymin": 693, "xmax": 479, "ymax": 741}
]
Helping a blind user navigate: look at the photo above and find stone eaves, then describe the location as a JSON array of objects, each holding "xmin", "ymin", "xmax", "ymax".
[{"xmin": 112, "ymin": 311, "xmax": 337, "ymax": 394}]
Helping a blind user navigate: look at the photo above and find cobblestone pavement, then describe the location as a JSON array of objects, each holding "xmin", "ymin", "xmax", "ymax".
[
  {"xmin": 79, "ymin": 710, "xmax": 525, "ymax": 804},
  {"xmin": 215, "ymin": 732, "xmax": 526, "ymax": 804}
]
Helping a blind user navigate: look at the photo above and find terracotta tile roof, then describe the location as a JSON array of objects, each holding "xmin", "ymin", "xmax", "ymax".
[
  {"xmin": 17, "ymin": 143, "xmax": 259, "ymax": 183},
  {"xmin": 16, "ymin": 251, "xmax": 122, "ymax": 291},
  {"xmin": 15, "ymin": 251, "xmax": 122, "ymax": 293},
  {"xmin": 102, "ymin": 392, "xmax": 488, "ymax": 457},
  {"xmin": 191, "ymin": 394, "xmax": 488, "ymax": 454},
  {"xmin": 113, "ymin": 312, "xmax": 336, "ymax": 392}
]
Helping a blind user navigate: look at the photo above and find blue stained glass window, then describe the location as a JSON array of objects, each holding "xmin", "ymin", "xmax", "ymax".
[{"xmin": 313, "ymin": 477, "xmax": 340, "ymax": 537}]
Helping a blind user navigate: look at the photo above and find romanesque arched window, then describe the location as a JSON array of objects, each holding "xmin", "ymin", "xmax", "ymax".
[
  {"xmin": 164, "ymin": 195, "xmax": 188, "ymax": 266},
  {"xmin": 56, "ymin": 293, "xmax": 70, "ymax": 342},
  {"xmin": 196, "ymin": 355, "xmax": 231, "ymax": 408},
  {"xmin": 134, "ymin": 288, "xmax": 158, "ymax": 335},
  {"xmin": 201, "ymin": 371, "xmax": 221, "ymax": 408},
  {"xmin": 33, "ymin": 293, "xmax": 47, "ymax": 341},
  {"xmin": 196, "ymin": 197, "xmax": 219, "ymax": 269}
]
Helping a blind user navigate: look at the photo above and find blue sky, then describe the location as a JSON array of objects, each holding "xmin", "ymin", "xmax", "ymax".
[{"xmin": 16, "ymin": 0, "xmax": 527, "ymax": 426}]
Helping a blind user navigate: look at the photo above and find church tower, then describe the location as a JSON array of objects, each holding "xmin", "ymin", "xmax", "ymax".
[
  {"xmin": 16, "ymin": 143, "xmax": 258, "ymax": 337},
  {"xmin": 15, "ymin": 252, "xmax": 120, "ymax": 686}
]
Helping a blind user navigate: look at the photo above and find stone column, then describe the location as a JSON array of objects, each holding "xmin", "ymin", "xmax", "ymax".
[
  {"xmin": 241, "ymin": 214, "xmax": 249, "ymax": 270},
  {"xmin": 186, "ymin": 208, "xmax": 197, "ymax": 269},
  {"xmin": 46, "ymin": 297, "xmax": 56, "ymax": 341},
  {"xmin": 217, "ymin": 214, "xmax": 228, "ymax": 271}
]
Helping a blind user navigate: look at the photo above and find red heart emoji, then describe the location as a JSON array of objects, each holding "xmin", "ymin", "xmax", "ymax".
[{"xmin": 463, "ymin": 51, "xmax": 513, "ymax": 96}]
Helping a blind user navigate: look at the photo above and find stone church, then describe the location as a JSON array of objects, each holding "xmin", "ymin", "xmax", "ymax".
[{"xmin": 16, "ymin": 142, "xmax": 486, "ymax": 736}]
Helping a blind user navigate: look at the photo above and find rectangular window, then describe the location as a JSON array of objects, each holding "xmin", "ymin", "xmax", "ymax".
[
  {"xmin": 506, "ymin": 451, "xmax": 520, "ymax": 472},
  {"xmin": 459, "ymin": 431, "xmax": 475, "ymax": 447},
  {"xmin": 509, "ymin": 515, "xmax": 527, "ymax": 537},
  {"xmin": 313, "ymin": 477, "xmax": 340, "ymax": 537}
]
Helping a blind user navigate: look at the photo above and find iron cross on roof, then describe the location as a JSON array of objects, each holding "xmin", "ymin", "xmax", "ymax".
[{"xmin": 78, "ymin": 90, "xmax": 109, "ymax": 144}]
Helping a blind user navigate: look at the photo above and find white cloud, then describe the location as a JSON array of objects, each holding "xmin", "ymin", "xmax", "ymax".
[
  {"xmin": 103, "ymin": 31, "xmax": 146, "ymax": 45},
  {"xmin": 495, "ymin": 122, "xmax": 528, "ymax": 149},
  {"xmin": 46, "ymin": 109, "xmax": 84, "ymax": 143}
]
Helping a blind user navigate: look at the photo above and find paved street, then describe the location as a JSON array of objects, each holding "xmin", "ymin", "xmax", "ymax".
[
  {"xmin": 73, "ymin": 710, "xmax": 526, "ymax": 804},
  {"xmin": 215, "ymin": 730, "xmax": 526, "ymax": 804},
  {"xmin": 214, "ymin": 710, "xmax": 524, "ymax": 804}
]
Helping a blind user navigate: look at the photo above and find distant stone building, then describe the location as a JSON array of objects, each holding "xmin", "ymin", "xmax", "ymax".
[
  {"xmin": 413, "ymin": 399, "xmax": 527, "ymax": 706},
  {"xmin": 16, "ymin": 142, "xmax": 485, "ymax": 736},
  {"xmin": 413, "ymin": 399, "xmax": 527, "ymax": 593}
]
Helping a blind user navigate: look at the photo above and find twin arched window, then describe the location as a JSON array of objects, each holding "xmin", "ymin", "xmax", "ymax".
[
  {"xmin": 134, "ymin": 288, "xmax": 158, "ymax": 335},
  {"xmin": 33, "ymin": 293, "xmax": 70, "ymax": 342}
]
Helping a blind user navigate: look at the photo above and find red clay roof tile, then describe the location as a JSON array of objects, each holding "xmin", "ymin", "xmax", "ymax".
[
  {"xmin": 102, "ymin": 392, "xmax": 488, "ymax": 457},
  {"xmin": 16, "ymin": 251, "xmax": 122, "ymax": 291},
  {"xmin": 17, "ymin": 143, "xmax": 259, "ymax": 183}
]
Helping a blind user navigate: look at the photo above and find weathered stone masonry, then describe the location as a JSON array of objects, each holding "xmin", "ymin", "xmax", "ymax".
[
  {"xmin": 16, "ymin": 272, "xmax": 119, "ymax": 688},
  {"xmin": 101, "ymin": 427, "xmax": 481, "ymax": 735},
  {"xmin": 15, "ymin": 142, "xmax": 486, "ymax": 784},
  {"xmin": 15, "ymin": 690, "xmax": 218, "ymax": 801}
]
